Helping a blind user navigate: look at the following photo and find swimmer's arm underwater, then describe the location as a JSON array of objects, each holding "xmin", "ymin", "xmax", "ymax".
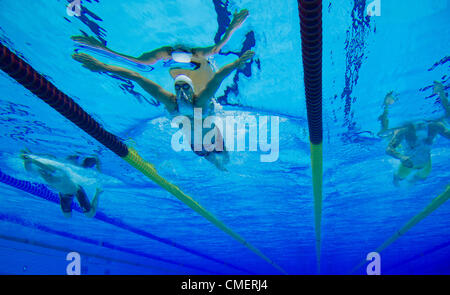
[
  {"xmin": 22, "ymin": 154, "xmax": 57, "ymax": 174},
  {"xmin": 25, "ymin": 158, "xmax": 59, "ymax": 182},
  {"xmin": 433, "ymin": 81, "xmax": 449, "ymax": 117},
  {"xmin": 429, "ymin": 122, "xmax": 450, "ymax": 140},
  {"xmin": 386, "ymin": 128, "xmax": 413, "ymax": 167},
  {"xmin": 386, "ymin": 129, "xmax": 404, "ymax": 160},
  {"xmin": 195, "ymin": 50, "xmax": 254, "ymax": 107},
  {"xmin": 72, "ymin": 53, "xmax": 176, "ymax": 111},
  {"xmin": 71, "ymin": 35, "xmax": 171, "ymax": 65},
  {"xmin": 71, "ymin": 8, "xmax": 249, "ymax": 65},
  {"xmin": 71, "ymin": 9, "xmax": 249, "ymax": 64}
]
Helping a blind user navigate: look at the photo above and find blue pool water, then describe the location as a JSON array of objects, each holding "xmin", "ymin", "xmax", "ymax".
[{"xmin": 0, "ymin": 0, "xmax": 449, "ymax": 275}]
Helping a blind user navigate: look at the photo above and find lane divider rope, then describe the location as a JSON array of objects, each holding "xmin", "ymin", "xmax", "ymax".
[
  {"xmin": 0, "ymin": 169, "xmax": 250, "ymax": 274},
  {"xmin": 297, "ymin": 0, "xmax": 323, "ymax": 272},
  {"xmin": 350, "ymin": 184, "xmax": 450, "ymax": 274},
  {"xmin": 0, "ymin": 42, "xmax": 286, "ymax": 274}
]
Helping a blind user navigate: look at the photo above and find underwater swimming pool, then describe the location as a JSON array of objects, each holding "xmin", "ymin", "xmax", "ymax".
[{"xmin": 0, "ymin": 0, "xmax": 449, "ymax": 275}]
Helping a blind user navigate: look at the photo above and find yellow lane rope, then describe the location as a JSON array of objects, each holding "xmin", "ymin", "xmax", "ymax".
[
  {"xmin": 350, "ymin": 184, "xmax": 450, "ymax": 273},
  {"xmin": 124, "ymin": 147, "xmax": 288, "ymax": 274},
  {"xmin": 310, "ymin": 143, "xmax": 323, "ymax": 273}
]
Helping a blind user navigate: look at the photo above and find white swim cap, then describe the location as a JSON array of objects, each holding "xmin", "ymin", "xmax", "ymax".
[{"xmin": 174, "ymin": 74, "xmax": 194, "ymax": 92}]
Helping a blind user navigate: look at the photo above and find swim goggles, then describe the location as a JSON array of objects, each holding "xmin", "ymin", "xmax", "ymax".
[{"xmin": 175, "ymin": 83, "xmax": 192, "ymax": 91}]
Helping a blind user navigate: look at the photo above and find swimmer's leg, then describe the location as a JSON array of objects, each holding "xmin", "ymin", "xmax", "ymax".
[
  {"xmin": 84, "ymin": 188, "xmax": 102, "ymax": 218},
  {"xmin": 203, "ymin": 128, "xmax": 229, "ymax": 171},
  {"xmin": 75, "ymin": 186, "xmax": 102, "ymax": 218},
  {"xmin": 393, "ymin": 163, "xmax": 413, "ymax": 186},
  {"xmin": 410, "ymin": 160, "xmax": 432, "ymax": 184},
  {"xmin": 204, "ymin": 150, "xmax": 229, "ymax": 172},
  {"xmin": 74, "ymin": 186, "xmax": 93, "ymax": 217},
  {"xmin": 59, "ymin": 193, "xmax": 74, "ymax": 218}
]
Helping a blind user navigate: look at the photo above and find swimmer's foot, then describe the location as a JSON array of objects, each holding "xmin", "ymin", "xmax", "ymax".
[
  {"xmin": 62, "ymin": 212, "xmax": 72, "ymax": 218},
  {"xmin": 206, "ymin": 153, "xmax": 228, "ymax": 172},
  {"xmin": 71, "ymin": 35, "xmax": 105, "ymax": 49},
  {"xmin": 72, "ymin": 53, "xmax": 107, "ymax": 72},
  {"xmin": 84, "ymin": 188, "xmax": 102, "ymax": 218}
]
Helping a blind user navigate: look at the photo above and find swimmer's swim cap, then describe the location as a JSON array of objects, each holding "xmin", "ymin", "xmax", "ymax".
[{"xmin": 174, "ymin": 74, "xmax": 194, "ymax": 92}]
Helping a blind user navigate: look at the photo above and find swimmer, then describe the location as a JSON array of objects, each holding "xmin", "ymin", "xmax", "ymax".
[
  {"xmin": 20, "ymin": 151, "xmax": 103, "ymax": 218},
  {"xmin": 377, "ymin": 83, "xmax": 450, "ymax": 185},
  {"xmin": 71, "ymin": 9, "xmax": 249, "ymax": 94},
  {"xmin": 73, "ymin": 48, "xmax": 255, "ymax": 170},
  {"xmin": 387, "ymin": 120, "xmax": 450, "ymax": 186},
  {"xmin": 378, "ymin": 82, "xmax": 449, "ymax": 136}
]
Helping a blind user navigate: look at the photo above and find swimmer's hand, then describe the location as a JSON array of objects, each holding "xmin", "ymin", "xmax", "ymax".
[
  {"xmin": 72, "ymin": 53, "xmax": 106, "ymax": 72},
  {"xmin": 383, "ymin": 91, "xmax": 397, "ymax": 106},
  {"xmin": 228, "ymin": 9, "xmax": 249, "ymax": 32},
  {"xmin": 401, "ymin": 156, "xmax": 414, "ymax": 168},
  {"xmin": 235, "ymin": 50, "xmax": 255, "ymax": 69},
  {"xmin": 71, "ymin": 35, "xmax": 105, "ymax": 49},
  {"xmin": 433, "ymin": 81, "xmax": 444, "ymax": 95}
]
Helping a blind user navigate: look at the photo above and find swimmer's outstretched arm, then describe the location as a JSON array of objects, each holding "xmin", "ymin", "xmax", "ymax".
[
  {"xmin": 192, "ymin": 9, "xmax": 249, "ymax": 56},
  {"xmin": 433, "ymin": 81, "xmax": 450, "ymax": 117},
  {"xmin": 25, "ymin": 157, "xmax": 57, "ymax": 173},
  {"xmin": 72, "ymin": 53, "xmax": 176, "ymax": 111},
  {"xmin": 71, "ymin": 9, "xmax": 248, "ymax": 64},
  {"xmin": 195, "ymin": 50, "xmax": 254, "ymax": 107},
  {"xmin": 71, "ymin": 35, "xmax": 172, "ymax": 65}
]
